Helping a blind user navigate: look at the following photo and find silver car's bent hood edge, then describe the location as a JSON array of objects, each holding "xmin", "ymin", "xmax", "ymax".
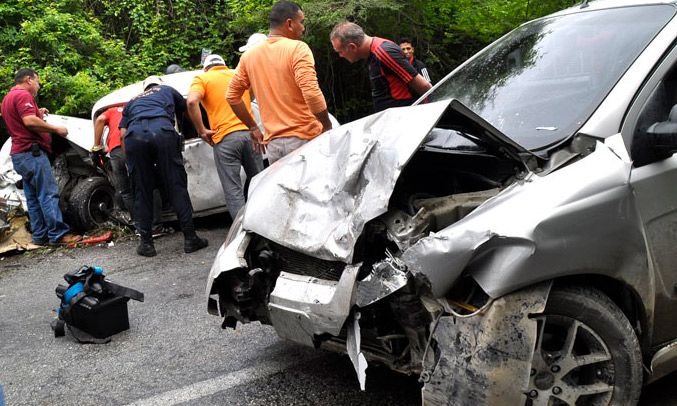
[{"xmin": 242, "ymin": 101, "xmax": 451, "ymax": 263}]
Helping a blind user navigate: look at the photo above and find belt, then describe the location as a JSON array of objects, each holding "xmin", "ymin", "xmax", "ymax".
[{"xmin": 128, "ymin": 117, "xmax": 173, "ymax": 128}]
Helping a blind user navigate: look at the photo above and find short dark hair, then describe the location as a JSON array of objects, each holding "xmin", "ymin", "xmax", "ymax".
[
  {"xmin": 330, "ymin": 21, "xmax": 366, "ymax": 48},
  {"xmin": 14, "ymin": 68, "xmax": 38, "ymax": 85},
  {"xmin": 270, "ymin": 1, "xmax": 302, "ymax": 29},
  {"xmin": 399, "ymin": 37, "xmax": 414, "ymax": 46}
]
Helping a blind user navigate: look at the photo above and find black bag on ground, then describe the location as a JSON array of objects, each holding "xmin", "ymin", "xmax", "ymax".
[{"xmin": 51, "ymin": 265, "xmax": 144, "ymax": 343}]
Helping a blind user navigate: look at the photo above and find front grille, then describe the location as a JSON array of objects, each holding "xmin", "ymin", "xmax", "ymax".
[{"xmin": 269, "ymin": 241, "xmax": 345, "ymax": 281}]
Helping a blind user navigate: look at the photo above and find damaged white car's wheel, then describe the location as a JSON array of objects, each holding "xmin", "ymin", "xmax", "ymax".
[
  {"xmin": 527, "ymin": 286, "xmax": 642, "ymax": 406},
  {"xmin": 67, "ymin": 176, "xmax": 115, "ymax": 232}
]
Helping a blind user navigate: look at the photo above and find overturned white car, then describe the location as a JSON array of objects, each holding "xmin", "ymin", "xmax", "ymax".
[{"xmin": 0, "ymin": 70, "xmax": 282, "ymax": 232}]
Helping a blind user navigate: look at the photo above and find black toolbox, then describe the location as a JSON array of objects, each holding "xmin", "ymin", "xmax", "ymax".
[{"xmin": 68, "ymin": 294, "xmax": 130, "ymax": 338}]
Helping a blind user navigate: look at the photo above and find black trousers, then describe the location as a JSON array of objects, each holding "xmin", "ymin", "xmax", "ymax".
[{"xmin": 124, "ymin": 119, "xmax": 195, "ymax": 242}]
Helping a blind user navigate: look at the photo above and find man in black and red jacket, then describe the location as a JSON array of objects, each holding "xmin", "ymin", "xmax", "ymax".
[{"xmin": 331, "ymin": 21, "xmax": 432, "ymax": 112}]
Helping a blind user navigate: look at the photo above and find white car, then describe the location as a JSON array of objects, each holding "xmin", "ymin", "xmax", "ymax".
[{"xmin": 1, "ymin": 70, "xmax": 338, "ymax": 231}]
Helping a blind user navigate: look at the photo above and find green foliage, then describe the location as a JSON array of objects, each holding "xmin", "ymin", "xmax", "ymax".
[{"xmin": 0, "ymin": 0, "xmax": 576, "ymax": 124}]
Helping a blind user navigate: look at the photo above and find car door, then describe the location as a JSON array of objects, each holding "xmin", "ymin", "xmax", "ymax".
[{"xmin": 624, "ymin": 42, "xmax": 677, "ymax": 345}]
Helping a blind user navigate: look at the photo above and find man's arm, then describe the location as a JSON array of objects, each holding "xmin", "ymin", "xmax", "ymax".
[
  {"xmin": 186, "ymin": 91, "xmax": 216, "ymax": 146},
  {"xmin": 120, "ymin": 127, "xmax": 127, "ymax": 156},
  {"xmin": 22, "ymin": 115, "xmax": 68, "ymax": 137},
  {"xmin": 408, "ymin": 74, "xmax": 432, "ymax": 97},
  {"xmin": 293, "ymin": 43, "xmax": 331, "ymax": 133},
  {"xmin": 93, "ymin": 114, "xmax": 108, "ymax": 147},
  {"xmin": 230, "ymin": 101, "xmax": 265, "ymax": 154}
]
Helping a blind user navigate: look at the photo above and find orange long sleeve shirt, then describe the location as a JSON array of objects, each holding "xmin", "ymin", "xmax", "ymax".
[{"xmin": 226, "ymin": 37, "xmax": 327, "ymax": 143}]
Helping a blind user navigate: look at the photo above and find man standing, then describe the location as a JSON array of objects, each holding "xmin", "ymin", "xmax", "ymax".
[
  {"xmin": 227, "ymin": 1, "xmax": 332, "ymax": 164},
  {"xmin": 330, "ymin": 22, "xmax": 432, "ymax": 112},
  {"xmin": 93, "ymin": 105, "xmax": 135, "ymax": 219},
  {"xmin": 0, "ymin": 68, "xmax": 81, "ymax": 245},
  {"xmin": 399, "ymin": 37, "xmax": 432, "ymax": 83},
  {"xmin": 120, "ymin": 76, "xmax": 207, "ymax": 257},
  {"xmin": 187, "ymin": 54, "xmax": 263, "ymax": 219}
]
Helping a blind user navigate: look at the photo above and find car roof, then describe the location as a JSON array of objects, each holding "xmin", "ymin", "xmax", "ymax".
[
  {"xmin": 91, "ymin": 70, "xmax": 202, "ymax": 120},
  {"xmin": 546, "ymin": 0, "xmax": 677, "ymax": 19}
]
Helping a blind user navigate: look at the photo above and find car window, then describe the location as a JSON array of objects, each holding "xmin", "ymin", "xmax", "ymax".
[{"xmin": 427, "ymin": 5, "xmax": 675, "ymax": 151}]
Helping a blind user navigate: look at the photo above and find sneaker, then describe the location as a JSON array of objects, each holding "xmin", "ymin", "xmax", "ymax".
[
  {"xmin": 184, "ymin": 236, "xmax": 208, "ymax": 253},
  {"xmin": 51, "ymin": 233, "xmax": 82, "ymax": 245},
  {"xmin": 137, "ymin": 240, "xmax": 156, "ymax": 257}
]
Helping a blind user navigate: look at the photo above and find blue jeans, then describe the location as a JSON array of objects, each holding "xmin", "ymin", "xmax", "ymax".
[
  {"xmin": 213, "ymin": 130, "xmax": 263, "ymax": 219},
  {"xmin": 12, "ymin": 151, "xmax": 70, "ymax": 243}
]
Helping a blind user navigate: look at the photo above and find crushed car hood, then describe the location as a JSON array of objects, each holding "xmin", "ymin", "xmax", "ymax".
[{"xmin": 243, "ymin": 100, "xmax": 532, "ymax": 263}]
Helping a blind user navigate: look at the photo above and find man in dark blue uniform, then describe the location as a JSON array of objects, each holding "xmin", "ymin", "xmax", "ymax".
[{"xmin": 120, "ymin": 75, "xmax": 208, "ymax": 257}]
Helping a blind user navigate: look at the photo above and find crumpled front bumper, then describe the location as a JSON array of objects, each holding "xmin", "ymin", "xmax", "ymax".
[{"xmin": 206, "ymin": 226, "xmax": 409, "ymax": 346}]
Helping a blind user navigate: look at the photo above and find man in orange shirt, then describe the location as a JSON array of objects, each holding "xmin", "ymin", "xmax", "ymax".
[
  {"xmin": 187, "ymin": 54, "xmax": 264, "ymax": 219},
  {"xmin": 226, "ymin": 1, "xmax": 332, "ymax": 164}
]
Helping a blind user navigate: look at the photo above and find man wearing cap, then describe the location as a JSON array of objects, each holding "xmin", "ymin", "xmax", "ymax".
[
  {"xmin": 239, "ymin": 33, "xmax": 268, "ymax": 53},
  {"xmin": 227, "ymin": 1, "xmax": 332, "ymax": 164},
  {"xmin": 187, "ymin": 54, "xmax": 263, "ymax": 220},
  {"xmin": 120, "ymin": 76, "xmax": 208, "ymax": 257},
  {"xmin": 330, "ymin": 22, "xmax": 432, "ymax": 112},
  {"xmin": 1, "ymin": 68, "xmax": 81, "ymax": 246}
]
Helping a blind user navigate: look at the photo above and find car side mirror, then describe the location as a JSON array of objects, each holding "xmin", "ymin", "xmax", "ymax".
[{"xmin": 632, "ymin": 105, "xmax": 677, "ymax": 167}]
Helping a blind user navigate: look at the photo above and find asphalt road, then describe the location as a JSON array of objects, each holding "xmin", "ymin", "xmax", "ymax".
[{"xmin": 0, "ymin": 217, "xmax": 675, "ymax": 405}]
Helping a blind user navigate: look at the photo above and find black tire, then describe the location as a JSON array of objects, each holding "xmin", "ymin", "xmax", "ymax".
[
  {"xmin": 526, "ymin": 286, "xmax": 642, "ymax": 406},
  {"xmin": 67, "ymin": 177, "xmax": 115, "ymax": 232}
]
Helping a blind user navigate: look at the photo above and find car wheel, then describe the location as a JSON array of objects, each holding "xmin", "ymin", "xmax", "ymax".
[
  {"xmin": 67, "ymin": 177, "xmax": 115, "ymax": 232},
  {"xmin": 526, "ymin": 286, "xmax": 642, "ymax": 406}
]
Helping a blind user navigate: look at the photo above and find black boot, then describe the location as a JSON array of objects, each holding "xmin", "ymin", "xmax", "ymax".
[
  {"xmin": 137, "ymin": 240, "xmax": 156, "ymax": 257},
  {"xmin": 184, "ymin": 235, "xmax": 208, "ymax": 253}
]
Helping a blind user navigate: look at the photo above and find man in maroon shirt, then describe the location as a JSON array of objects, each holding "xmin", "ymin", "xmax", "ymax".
[{"xmin": 1, "ymin": 68, "xmax": 80, "ymax": 245}]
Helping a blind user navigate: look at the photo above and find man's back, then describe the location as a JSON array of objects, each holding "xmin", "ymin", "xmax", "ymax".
[
  {"xmin": 228, "ymin": 37, "xmax": 325, "ymax": 142},
  {"xmin": 368, "ymin": 37, "xmax": 419, "ymax": 112},
  {"xmin": 102, "ymin": 106, "xmax": 124, "ymax": 150},
  {"xmin": 190, "ymin": 67, "xmax": 251, "ymax": 144}
]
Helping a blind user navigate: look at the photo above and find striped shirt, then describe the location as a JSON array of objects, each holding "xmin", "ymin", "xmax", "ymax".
[{"xmin": 368, "ymin": 37, "xmax": 419, "ymax": 112}]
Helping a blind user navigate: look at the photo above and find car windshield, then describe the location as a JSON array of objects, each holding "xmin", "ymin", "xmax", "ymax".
[{"xmin": 426, "ymin": 5, "xmax": 675, "ymax": 151}]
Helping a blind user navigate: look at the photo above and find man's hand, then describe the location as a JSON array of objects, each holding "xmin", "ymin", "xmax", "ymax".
[
  {"xmin": 249, "ymin": 127, "xmax": 266, "ymax": 154},
  {"xmin": 199, "ymin": 129, "xmax": 216, "ymax": 147},
  {"xmin": 54, "ymin": 125, "xmax": 68, "ymax": 137},
  {"xmin": 314, "ymin": 109, "xmax": 332, "ymax": 134},
  {"xmin": 90, "ymin": 145, "xmax": 105, "ymax": 168},
  {"xmin": 39, "ymin": 107, "xmax": 49, "ymax": 116}
]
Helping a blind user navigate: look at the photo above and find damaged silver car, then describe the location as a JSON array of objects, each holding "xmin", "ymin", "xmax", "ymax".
[{"xmin": 207, "ymin": 1, "xmax": 677, "ymax": 404}]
